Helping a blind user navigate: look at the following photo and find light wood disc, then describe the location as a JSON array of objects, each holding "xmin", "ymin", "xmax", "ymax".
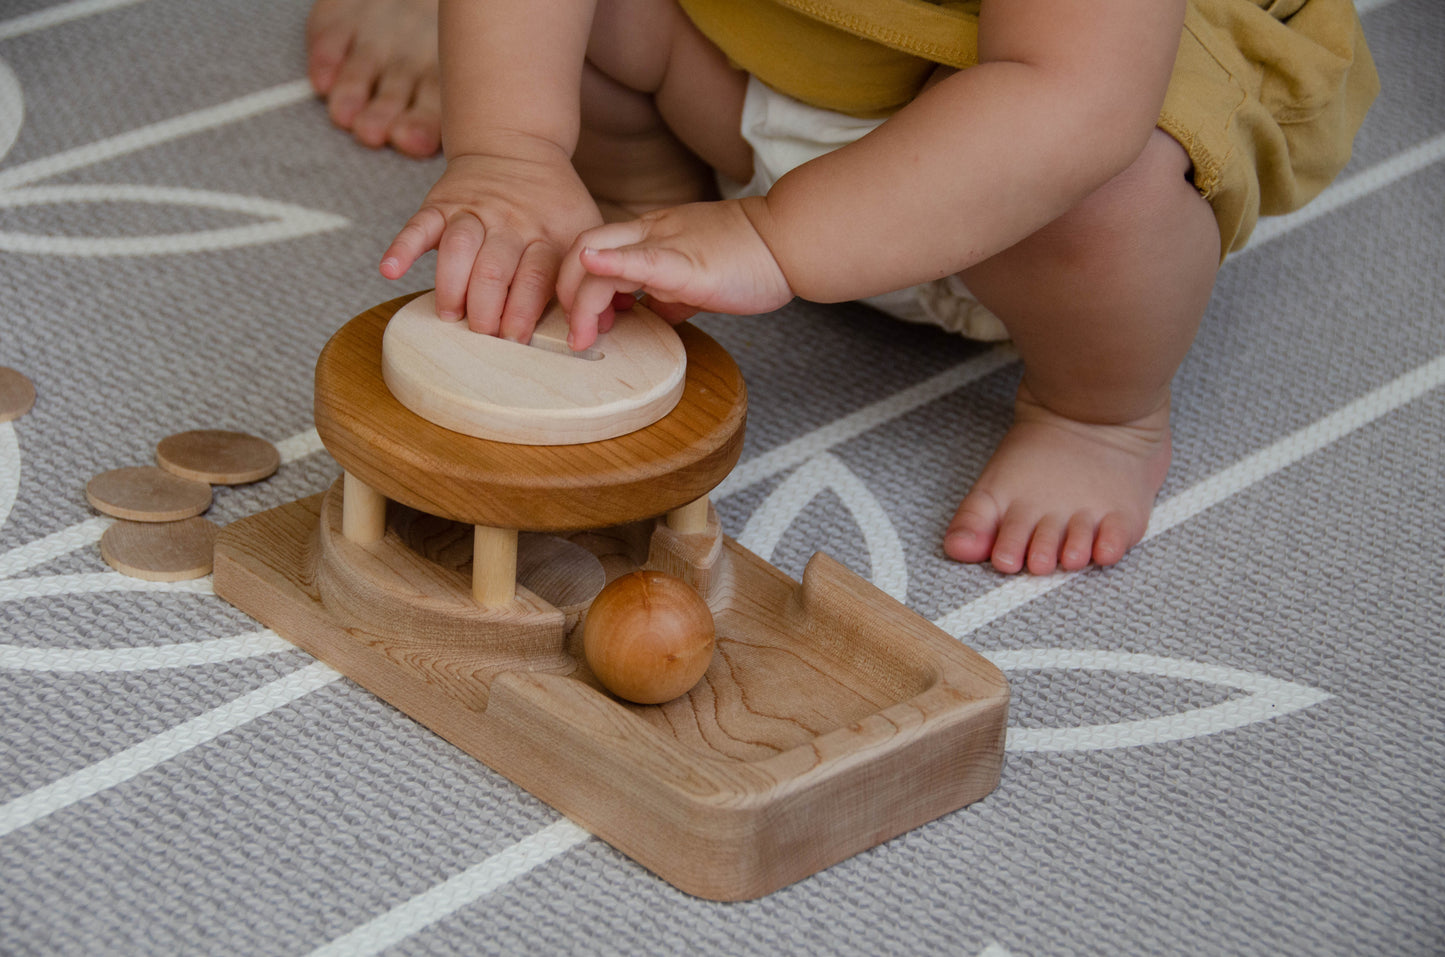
[
  {"xmin": 315, "ymin": 293, "xmax": 747, "ymax": 532},
  {"xmin": 156, "ymin": 430, "xmax": 280, "ymax": 485},
  {"xmin": 381, "ymin": 292, "xmax": 687, "ymax": 445},
  {"xmin": 0, "ymin": 367, "xmax": 36, "ymax": 423},
  {"xmin": 86, "ymin": 466, "xmax": 213, "ymax": 522},
  {"xmin": 516, "ymin": 533, "xmax": 607, "ymax": 611},
  {"xmin": 100, "ymin": 517, "xmax": 220, "ymax": 581}
]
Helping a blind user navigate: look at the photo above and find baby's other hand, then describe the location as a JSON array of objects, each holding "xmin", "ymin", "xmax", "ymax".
[
  {"xmin": 380, "ymin": 141, "xmax": 602, "ymax": 340},
  {"xmin": 555, "ymin": 198, "xmax": 793, "ymax": 350}
]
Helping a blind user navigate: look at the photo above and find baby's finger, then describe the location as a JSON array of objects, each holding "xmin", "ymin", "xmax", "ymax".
[
  {"xmin": 567, "ymin": 273, "xmax": 634, "ymax": 351},
  {"xmin": 555, "ymin": 220, "xmax": 646, "ymax": 309},
  {"xmin": 433, "ymin": 212, "xmax": 485, "ymax": 321},
  {"xmin": 497, "ymin": 241, "xmax": 560, "ymax": 343},
  {"xmin": 464, "ymin": 228, "xmax": 527, "ymax": 336},
  {"xmin": 380, "ymin": 207, "xmax": 445, "ymax": 280},
  {"xmin": 580, "ymin": 244, "xmax": 692, "ymax": 301}
]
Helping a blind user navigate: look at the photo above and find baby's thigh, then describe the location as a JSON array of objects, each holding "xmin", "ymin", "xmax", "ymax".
[{"xmin": 586, "ymin": 0, "xmax": 751, "ymax": 180}]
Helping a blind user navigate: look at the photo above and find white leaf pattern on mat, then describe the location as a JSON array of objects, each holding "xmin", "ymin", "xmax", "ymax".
[
  {"xmin": 0, "ymin": 629, "xmax": 293, "ymax": 672},
  {"xmin": 0, "ymin": 424, "xmax": 18, "ymax": 538},
  {"xmin": 985, "ymin": 648, "xmax": 1332, "ymax": 752},
  {"xmin": 0, "ymin": 572, "xmax": 212, "ymax": 603},
  {"xmin": 0, "ymin": 58, "xmax": 22, "ymax": 164},
  {"xmin": 737, "ymin": 452, "xmax": 907, "ymax": 601},
  {"xmin": 0, "ymin": 184, "xmax": 348, "ymax": 255}
]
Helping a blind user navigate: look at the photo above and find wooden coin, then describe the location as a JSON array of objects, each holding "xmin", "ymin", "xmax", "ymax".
[
  {"xmin": 156, "ymin": 430, "xmax": 280, "ymax": 485},
  {"xmin": 381, "ymin": 291, "xmax": 687, "ymax": 445},
  {"xmin": 0, "ymin": 367, "xmax": 36, "ymax": 423},
  {"xmin": 86, "ymin": 466, "xmax": 212, "ymax": 522},
  {"xmin": 100, "ymin": 517, "xmax": 220, "ymax": 581}
]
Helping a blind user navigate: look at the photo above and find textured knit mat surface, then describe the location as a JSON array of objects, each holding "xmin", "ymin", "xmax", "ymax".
[{"xmin": 1, "ymin": 1, "xmax": 1442, "ymax": 954}]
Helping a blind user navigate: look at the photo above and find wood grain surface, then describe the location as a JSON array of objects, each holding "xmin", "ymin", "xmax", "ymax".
[
  {"xmin": 155, "ymin": 429, "xmax": 280, "ymax": 485},
  {"xmin": 314, "ymin": 293, "xmax": 747, "ymax": 531},
  {"xmin": 213, "ymin": 491, "xmax": 1009, "ymax": 900},
  {"xmin": 382, "ymin": 292, "xmax": 686, "ymax": 445},
  {"xmin": 101, "ymin": 516, "xmax": 220, "ymax": 581},
  {"xmin": 86, "ymin": 466, "xmax": 212, "ymax": 522}
]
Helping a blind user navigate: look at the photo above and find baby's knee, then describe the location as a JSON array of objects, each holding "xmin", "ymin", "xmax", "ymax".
[{"xmin": 1045, "ymin": 129, "xmax": 1217, "ymax": 267}]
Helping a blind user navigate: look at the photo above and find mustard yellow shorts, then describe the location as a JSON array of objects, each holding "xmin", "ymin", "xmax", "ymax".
[{"xmin": 682, "ymin": 0, "xmax": 1380, "ymax": 258}]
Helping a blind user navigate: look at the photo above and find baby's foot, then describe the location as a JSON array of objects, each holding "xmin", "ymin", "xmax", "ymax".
[
  {"xmin": 943, "ymin": 385, "xmax": 1172, "ymax": 574},
  {"xmin": 305, "ymin": 0, "xmax": 441, "ymax": 157}
]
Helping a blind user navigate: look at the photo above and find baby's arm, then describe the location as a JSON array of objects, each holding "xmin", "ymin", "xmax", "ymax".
[
  {"xmin": 754, "ymin": 0, "xmax": 1186, "ymax": 302},
  {"xmin": 379, "ymin": 0, "xmax": 604, "ymax": 339},
  {"xmin": 559, "ymin": 0, "xmax": 1185, "ymax": 338}
]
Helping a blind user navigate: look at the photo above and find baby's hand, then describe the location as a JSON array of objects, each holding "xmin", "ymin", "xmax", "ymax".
[
  {"xmin": 556, "ymin": 198, "xmax": 794, "ymax": 350},
  {"xmin": 380, "ymin": 141, "xmax": 603, "ymax": 340}
]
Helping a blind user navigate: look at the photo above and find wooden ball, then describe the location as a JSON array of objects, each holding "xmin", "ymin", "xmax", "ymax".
[{"xmin": 582, "ymin": 570, "xmax": 715, "ymax": 705}]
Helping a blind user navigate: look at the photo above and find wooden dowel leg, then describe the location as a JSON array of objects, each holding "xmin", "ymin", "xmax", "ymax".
[
  {"xmin": 666, "ymin": 496, "xmax": 711, "ymax": 535},
  {"xmin": 473, "ymin": 525, "xmax": 519, "ymax": 607},
  {"xmin": 342, "ymin": 472, "xmax": 387, "ymax": 544}
]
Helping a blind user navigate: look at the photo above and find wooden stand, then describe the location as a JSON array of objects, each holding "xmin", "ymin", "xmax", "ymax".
[{"xmin": 212, "ymin": 294, "xmax": 1008, "ymax": 900}]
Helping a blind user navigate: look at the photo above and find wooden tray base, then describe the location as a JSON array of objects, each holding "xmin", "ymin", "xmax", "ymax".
[{"xmin": 213, "ymin": 482, "xmax": 1009, "ymax": 900}]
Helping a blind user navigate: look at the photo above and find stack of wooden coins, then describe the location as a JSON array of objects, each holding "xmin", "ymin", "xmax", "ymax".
[{"xmin": 87, "ymin": 430, "xmax": 280, "ymax": 581}]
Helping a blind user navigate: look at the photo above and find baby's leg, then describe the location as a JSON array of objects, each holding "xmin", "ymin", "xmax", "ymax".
[
  {"xmin": 575, "ymin": 0, "xmax": 752, "ymax": 215},
  {"xmin": 944, "ymin": 129, "xmax": 1219, "ymax": 574},
  {"xmin": 305, "ymin": 0, "xmax": 440, "ymax": 157},
  {"xmin": 304, "ymin": 0, "xmax": 747, "ymax": 198}
]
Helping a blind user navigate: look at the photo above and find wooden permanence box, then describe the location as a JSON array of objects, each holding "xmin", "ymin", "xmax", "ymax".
[{"xmin": 213, "ymin": 293, "xmax": 1009, "ymax": 900}]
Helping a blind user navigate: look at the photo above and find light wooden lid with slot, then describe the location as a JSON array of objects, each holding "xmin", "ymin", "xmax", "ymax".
[
  {"xmin": 381, "ymin": 291, "xmax": 686, "ymax": 445},
  {"xmin": 315, "ymin": 293, "xmax": 747, "ymax": 532}
]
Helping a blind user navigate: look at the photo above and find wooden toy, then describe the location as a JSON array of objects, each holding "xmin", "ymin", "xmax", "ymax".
[
  {"xmin": 156, "ymin": 430, "xmax": 280, "ymax": 485},
  {"xmin": 0, "ymin": 367, "xmax": 36, "ymax": 423},
  {"xmin": 102, "ymin": 516, "xmax": 220, "ymax": 581},
  {"xmin": 582, "ymin": 569, "xmax": 716, "ymax": 704},
  {"xmin": 213, "ymin": 292, "xmax": 1009, "ymax": 900},
  {"xmin": 86, "ymin": 466, "xmax": 212, "ymax": 522},
  {"xmin": 383, "ymin": 297, "xmax": 686, "ymax": 445}
]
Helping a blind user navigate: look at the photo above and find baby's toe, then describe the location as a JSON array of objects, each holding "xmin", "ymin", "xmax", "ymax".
[
  {"xmin": 391, "ymin": 79, "xmax": 441, "ymax": 157},
  {"xmin": 1060, "ymin": 513, "xmax": 1097, "ymax": 571},
  {"xmin": 327, "ymin": 77, "xmax": 374, "ymax": 129},
  {"xmin": 1092, "ymin": 512, "xmax": 1138, "ymax": 566},
  {"xmin": 305, "ymin": 0, "xmax": 355, "ymax": 92},
  {"xmin": 353, "ymin": 71, "xmax": 412, "ymax": 145},
  {"xmin": 943, "ymin": 496, "xmax": 1002, "ymax": 565},
  {"xmin": 988, "ymin": 508, "xmax": 1037, "ymax": 575},
  {"xmin": 1025, "ymin": 516, "xmax": 1067, "ymax": 575}
]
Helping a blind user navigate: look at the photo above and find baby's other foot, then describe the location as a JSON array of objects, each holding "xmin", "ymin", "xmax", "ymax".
[
  {"xmin": 943, "ymin": 386, "xmax": 1172, "ymax": 574},
  {"xmin": 306, "ymin": 0, "xmax": 441, "ymax": 157}
]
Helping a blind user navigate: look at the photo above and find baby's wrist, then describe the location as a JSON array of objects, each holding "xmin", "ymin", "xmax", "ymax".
[
  {"xmin": 443, "ymin": 128, "xmax": 573, "ymax": 166},
  {"xmin": 734, "ymin": 195, "xmax": 796, "ymax": 293}
]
